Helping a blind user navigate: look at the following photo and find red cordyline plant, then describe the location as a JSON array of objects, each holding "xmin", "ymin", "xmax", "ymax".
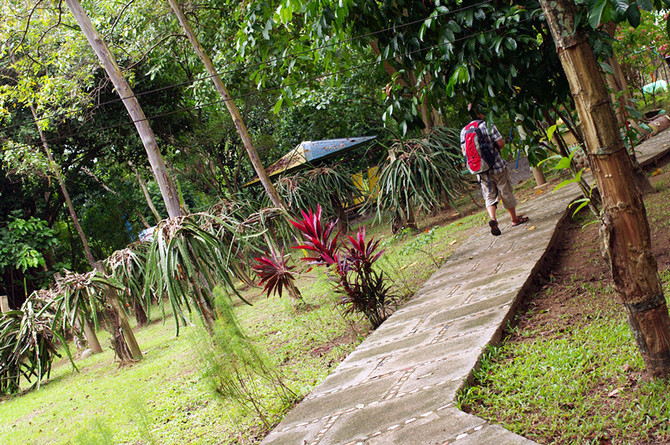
[
  {"xmin": 290, "ymin": 206, "xmax": 339, "ymax": 266},
  {"xmin": 333, "ymin": 226, "xmax": 392, "ymax": 328},
  {"xmin": 252, "ymin": 249, "xmax": 302, "ymax": 301},
  {"xmin": 252, "ymin": 205, "xmax": 395, "ymax": 326}
]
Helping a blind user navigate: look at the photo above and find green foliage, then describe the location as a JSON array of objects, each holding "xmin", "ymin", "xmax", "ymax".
[
  {"xmin": 1, "ymin": 141, "xmax": 50, "ymax": 180},
  {"xmin": 198, "ymin": 287, "xmax": 296, "ymax": 428},
  {"xmin": 0, "ymin": 214, "xmax": 57, "ymax": 274},
  {"xmin": 376, "ymin": 126, "xmax": 467, "ymax": 223},
  {"xmin": 0, "ymin": 291, "xmax": 69, "ymax": 395},
  {"xmin": 613, "ymin": 10, "xmax": 670, "ymax": 94}
]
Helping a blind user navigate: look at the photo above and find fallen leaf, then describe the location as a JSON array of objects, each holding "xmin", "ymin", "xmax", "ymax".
[
  {"xmin": 607, "ymin": 388, "xmax": 621, "ymax": 398},
  {"xmin": 535, "ymin": 189, "xmax": 544, "ymax": 195},
  {"xmin": 449, "ymin": 240, "xmax": 457, "ymax": 245},
  {"xmin": 528, "ymin": 226, "xmax": 536, "ymax": 230},
  {"xmin": 652, "ymin": 168, "xmax": 662, "ymax": 177}
]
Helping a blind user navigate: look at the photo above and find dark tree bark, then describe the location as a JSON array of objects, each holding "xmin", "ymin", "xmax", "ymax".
[{"xmin": 540, "ymin": 0, "xmax": 670, "ymax": 377}]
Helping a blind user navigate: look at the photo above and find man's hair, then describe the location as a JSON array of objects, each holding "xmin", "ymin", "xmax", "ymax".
[{"xmin": 468, "ymin": 103, "xmax": 484, "ymax": 120}]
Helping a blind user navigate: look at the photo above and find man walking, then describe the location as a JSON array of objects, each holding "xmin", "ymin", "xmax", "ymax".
[{"xmin": 461, "ymin": 104, "xmax": 529, "ymax": 236}]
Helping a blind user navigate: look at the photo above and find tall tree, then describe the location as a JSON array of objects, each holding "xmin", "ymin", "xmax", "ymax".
[
  {"xmin": 64, "ymin": 0, "xmax": 182, "ymax": 218},
  {"xmin": 166, "ymin": 0, "xmax": 286, "ymax": 210},
  {"xmin": 540, "ymin": 0, "xmax": 670, "ymax": 377}
]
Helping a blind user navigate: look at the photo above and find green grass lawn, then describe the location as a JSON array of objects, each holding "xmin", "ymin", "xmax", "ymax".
[
  {"xmin": 458, "ymin": 164, "xmax": 670, "ymax": 444},
  {"xmin": 0, "ymin": 201, "xmax": 486, "ymax": 444}
]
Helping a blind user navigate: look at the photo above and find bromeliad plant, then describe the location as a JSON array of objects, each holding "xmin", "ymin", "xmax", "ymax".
[
  {"xmin": 252, "ymin": 249, "xmax": 302, "ymax": 301},
  {"xmin": 0, "ymin": 290, "xmax": 73, "ymax": 395},
  {"xmin": 376, "ymin": 127, "xmax": 467, "ymax": 232},
  {"xmin": 144, "ymin": 213, "xmax": 255, "ymax": 336},
  {"xmin": 275, "ymin": 166, "xmax": 362, "ymax": 233},
  {"xmin": 253, "ymin": 205, "xmax": 395, "ymax": 328}
]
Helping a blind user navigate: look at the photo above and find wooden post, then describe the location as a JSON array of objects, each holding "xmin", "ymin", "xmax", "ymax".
[{"xmin": 0, "ymin": 296, "xmax": 8, "ymax": 313}]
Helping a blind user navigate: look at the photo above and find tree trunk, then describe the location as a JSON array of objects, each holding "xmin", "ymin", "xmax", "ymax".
[
  {"xmin": 28, "ymin": 106, "xmax": 96, "ymax": 268},
  {"xmin": 82, "ymin": 316, "xmax": 103, "ymax": 354},
  {"xmin": 26, "ymin": 104, "xmax": 103, "ymax": 354},
  {"xmin": 94, "ymin": 262, "xmax": 142, "ymax": 361},
  {"xmin": 104, "ymin": 302, "xmax": 135, "ymax": 364},
  {"xmin": 65, "ymin": 0, "xmax": 182, "ymax": 218},
  {"xmin": 540, "ymin": 0, "xmax": 670, "ymax": 377},
  {"xmin": 167, "ymin": 0, "xmax": 286, "ymax": 211},
  {"xmin": 129, "ymin": 161, "xmax": 162, "ymax": 224},
  {"xmin": 133, "ymin": 299, "xmax": 148, "ymax": 327}
]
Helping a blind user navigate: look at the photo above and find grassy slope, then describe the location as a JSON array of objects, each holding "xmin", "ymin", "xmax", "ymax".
[
  {"xmin": 459, "ymin": 163, "xmax": 670, "ymax": 444},
  {"xmin": 0, "ymin": 198, "xmax": 491, "ymax": 444}
]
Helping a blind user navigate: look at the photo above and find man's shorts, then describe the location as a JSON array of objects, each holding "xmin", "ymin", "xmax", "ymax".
[{"xmin": 478, "ymin": 169, "xmax": 517, "ymax": 209}]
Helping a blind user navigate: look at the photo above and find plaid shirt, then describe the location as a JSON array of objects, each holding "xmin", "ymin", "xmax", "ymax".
[{"xmin": 460, "ymin": 120, "xmax": 506, "ymax": 174}]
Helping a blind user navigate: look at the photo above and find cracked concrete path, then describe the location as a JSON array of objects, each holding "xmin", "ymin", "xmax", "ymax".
[{"xmin": 262, "ymin": 130, "xmax": 670, "ymax": 445}]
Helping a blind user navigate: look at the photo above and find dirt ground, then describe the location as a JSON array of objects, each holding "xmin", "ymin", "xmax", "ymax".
[{"xmin": 504, "ymin": 155, "xmax": 670, "ymax": 444}]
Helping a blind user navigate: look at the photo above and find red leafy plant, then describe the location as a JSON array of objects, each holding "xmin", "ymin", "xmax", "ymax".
[
  {"xmin": 333, "ymin": 226, "xmax": 392, "ymax": 328},
  {"xmin": 300, "ymin": 206, "xmax": 395, "ymax": 327},
  {"xmin": 252, "ymin": 205, "xmax": 395, "ymax": 327},
  {"xmin": 252, "ymin": 248, "xmax": 302, "ymax": 301}
]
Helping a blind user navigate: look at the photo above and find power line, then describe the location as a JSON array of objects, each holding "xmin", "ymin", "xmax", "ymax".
[
  {"xmin": 2, "ymin": 17, "xmax": 535, "ymax": 153},
  {"xmin": 0, "ymin": 0, "xmax": 496, "ymax": 134}
]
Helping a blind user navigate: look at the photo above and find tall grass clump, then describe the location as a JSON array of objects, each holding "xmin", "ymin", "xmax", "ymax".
[{"xmin": 199, "ymin": 287, "xmax": 297, "ymax": 429}]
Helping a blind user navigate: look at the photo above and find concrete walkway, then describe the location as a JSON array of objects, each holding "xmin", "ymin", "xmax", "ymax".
[{"xmin": 262, "ymin": 130, "xmax": 670, "ymax": 445}]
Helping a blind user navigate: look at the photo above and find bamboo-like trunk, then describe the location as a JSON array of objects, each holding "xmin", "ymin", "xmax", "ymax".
[
  {"xmin": 65, "ymin": 0, "xmax": 182, "ymax": 218},
  {"xmin": 540, "ymin": 0, "xmax": 670, "ymax": 377},
  {"xmin": 167, "ymin": 0, "xmax": 286, "ymax": 211}
]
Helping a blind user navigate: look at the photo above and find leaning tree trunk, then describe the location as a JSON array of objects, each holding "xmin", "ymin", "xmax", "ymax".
[
  {"xmin": 28, "ymin": 105, "xmax": 103, "ymax": 354},
  {"xmin": 94, "ymin": 263, "xmax": 142, "ymax": 362},
  {"xmin": 132, "ymin": 299, "xmax": 148, "ymax": 327},
  {"xmin": 167, "ymin": 0, "xmax": 286, "ymax": 211},
  {"xmin": 540, "ymin": 0, "xmax": 670, "ymax": 377},
  {"xmin": 65, "ymin": 0, "xmax": 182, "ymax": 219}
]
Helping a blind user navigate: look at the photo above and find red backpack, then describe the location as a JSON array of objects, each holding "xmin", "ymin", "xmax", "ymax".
[{"xmin": 463, "ymin": 120, "xmax": 498, "ymax": 175}]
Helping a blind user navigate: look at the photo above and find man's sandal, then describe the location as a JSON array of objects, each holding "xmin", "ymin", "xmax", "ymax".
[
  {"xmin": 489, "ymin": 219, "xmax": 501, "ymax": 236},
  {"xmin": 511, "ymin": 215, "xmax": 530, "ymax": 226}
]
